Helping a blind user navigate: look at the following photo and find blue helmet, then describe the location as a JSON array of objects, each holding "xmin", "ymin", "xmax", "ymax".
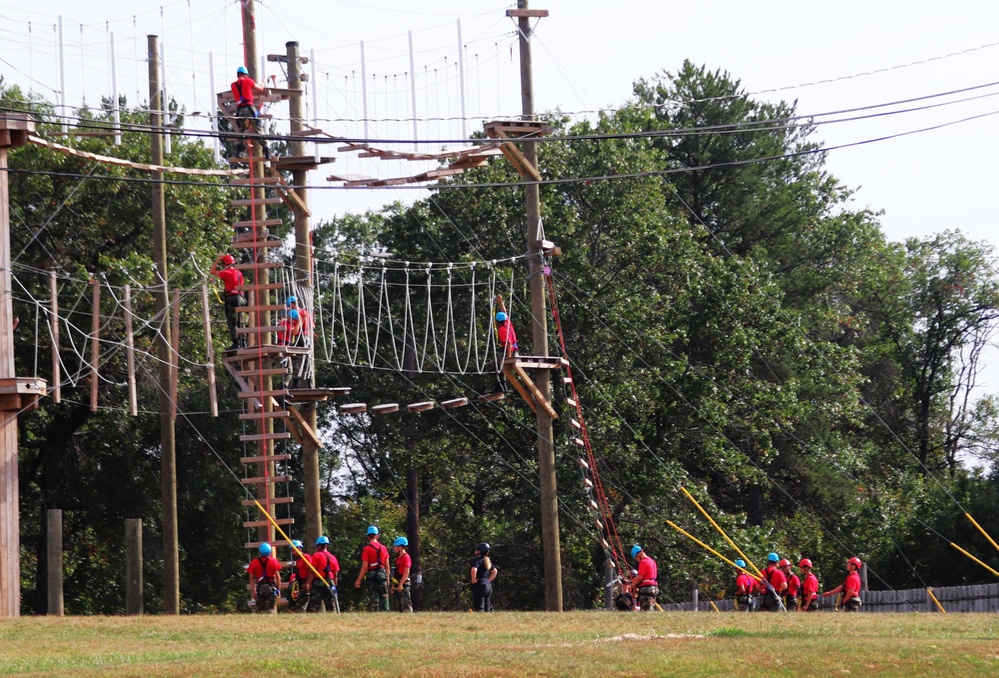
[
  {"xmin": 315, "ymin": 535, "xmax": 329, "ymax": 546},
  {"xmin": 259, "ymin": 542, "xmax": 272, "ymax": 556},
  {"xmin": 237, "ymin": 66, "xmax": 249, "ymax": 75},
  {"xmin": 393, "ymin": 536, "xmax": 409, "ymax": 547},
  {"xmin": 735, "ymin": 559, "xmax": 746, "ymax": 569},
  {"xmin": 630, "ymin": 545, "xmax": 643, "ymax": 559},
  {"xmin": 496, "ymin": 311, "xmax": 507, "ymax": 322},
  {"xmin": 286, "ymin": 295, "xmax": 297, "ymax": 305},
  {"xmin": 367, "ymin": 525, "xmax": 379, "ymax": 536},
  {"xmin": 288, "ymin": 309, "xmax": 300, "ymax": 319},
  {"xmin": 291, "ymin": 539, "xmax": 304, "ymax": 550},
  {"xmin": 767, "ymin": 552, "xmax": 779, "ymax": 563}
]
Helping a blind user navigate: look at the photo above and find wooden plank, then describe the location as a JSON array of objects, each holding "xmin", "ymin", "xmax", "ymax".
[
  {"xmin": 371, "ymin": 403, "xmax": 400, "ymax": 415},
  {"xmin": 232, "ymin": 239, "xmax": 285, "ymax": 249},
  {"xmin": 236, "ymin": 325, "xmax": 284, "ymax": 335},
  {"xmin": 90, "ymin": 279, "xmax": 100, "ymax": 412},
  {"xmin": 242, "ymin": 496, "xmax": 294, "ymax": 507},
  {"xmin": 340, "ymin": 403, "xmax": 367, "ymax": 413},
  {"xmin": 230, "ymin": 197, "xmax": 283, "ymax": 207},
  {"xmin": 240, "ymin": 453, "xmax": 292, "ymax": 464},
  {"xmin": 267, "ymin": 165, "xmax": 311, "ymax": 216},
  {"xmin": 441, "ymin": 397, "xmax": 469, "ymax": 410},
  {"xmin": 510, "ymin": 363, "xmax": 558, "ymax": 419},
  {"xmin": 200, "ymin": 286, "xmax": 218, "ymax": 417},
  {"xmin": 236, "ymin": 367, "xmax": 289, "ymax": 378},
  {"xmin": 230, "ymin": 176, "xmax": 280, "ymax": 186},
  {"xmin": 238, "ymin": 389, "xmax": 290, "ymax": 399},
  {"xmin": 240, "ymin": 304, "xmax": 286, "ymax": 313},
  {"xmin": 233, "ymin": 262, "xmax": 284, "ymax": 272},
  {"xmin": 287, "ymin": 405, "xmax": 322, "ymax": 448},
  {"xmin": 239, "ymin": 410, "xmax": 290, "ymax": 420},
  {"xmin": 239, "ymin": 432, "xmax": 292, "ymax": 443},
  {"xmin": 233, "ymin": 219, "xmax": 283, "ymax": 229},
  {"xmin": 506, "ymin": 8, "xmax": 549, "ymax": 17},
  {"xmin": 241, "ymin": 475, "xmax": 292, "ymax": 485},
  {"xmin": 407, "ymin": 401, "xmax": 435, "ymax": 413},
  {"xmin": 49, "ymin": 272, "xmax": 61, "ymax": 404},
  {"xmin": 503, "ymin": 367, "xmax": 537, "ymax": 415},
  {"xmin": 242, "ymin": 518, "xmax": 294, "ymax": 529}
]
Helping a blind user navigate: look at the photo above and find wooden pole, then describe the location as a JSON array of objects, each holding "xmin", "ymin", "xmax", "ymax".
[
  {"xmin": 125, "ymin": 519, "xmax": 143, "ymax": 615},
  {"xmin": 514, "ymin": 0, "xmax": 562, "ymax": 612},
  {"xmin": 124, "ymin": 285, "xmax": 137, "ymax": 416},
  {"xmin": 90, "ymin": 279, "xmax": 100, "ymax": 412},
  {"xmin": 170, "ymin": 289, "xmax": 180, "ymax": 421},
  {"xmin": 49, "ymin": 272, "xmax": 60, "ymax": 403},
  {"xmin": 201, "ymin": 286, "xmax": 218, "ymax": 417},
  {"xmin": 149, "ymin": 33, "xmax": 180, "ymax": 614},
  {"xmin": 46, "ymin": 509, "xmax": 63, "ymax": 616}
]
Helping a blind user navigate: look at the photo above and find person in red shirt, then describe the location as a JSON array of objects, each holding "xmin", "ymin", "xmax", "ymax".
[
  {"xmin": 823, "ymin": 557, "xmax": 863, "ymax": 611},
  {"xmin": 734, "ymin": 558, "xmax": 755, "ymax": 612},
  {"xmin": 230, "ymin": 65, "xmax": 269, "ymax": 159},
  {"xmin": 495, "ymin": 311, "xmax": 518, "ymax": 357},
  {"xmin": 629, "ymin": 545, "xmax": 659, "ymax": 611},
  {"xmin": 247, "ymin": 542, "xmax": 282, "ymax": 613},
  {"xmin": 757, "ymin": 552, "xmax": 788, "ymax": 611},
  {"xmin": 353, "ymin": 525, "xmax": 390, "ymax": 611},
  {"xmin": 287, "ymin": 539, "xmax": 312, "ymax": 613},
  {"xmin": 210, "ymin": 253, "xmax": 246, "ymax": 350},
  {"xmin": 798, "ymin": 558, "xmax": 820, "ymax": 612},
  {"xmin": 779, "ymin": 558, "xmax": 801, "ymax": 611},
  {"xmin": 392, "ymin": 536, "xmax": 414, "ymax": 613},
  {"xmin": 307, "ymin": 535, "xmax": 340, "ymax": 613},
  {"xmin": 286, "ymin": 296, "xmax": 312, "ymax": 347}
]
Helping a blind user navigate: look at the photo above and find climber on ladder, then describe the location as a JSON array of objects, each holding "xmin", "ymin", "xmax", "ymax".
[
  {"xmin": 230, "ymin": 65, "xmax": 269, "ymax": 159},
  {"xmin": 210, "ymin": 252, "xmax": 246, "ymax": 351}
]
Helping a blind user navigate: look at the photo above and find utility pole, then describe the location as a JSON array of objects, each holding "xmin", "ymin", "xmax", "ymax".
[
  {"xmin": 286, "ymin": 41, "xmax": 321, "ymax": 547},
  {"xmin": 511, "ymin": 0, "xmax": 562, "ymax": 611},
  {"xmin": 0, "ymin": 114, "xmax": 46, "ymax": 618},
  {"xmin": 148, "ymin": 34, "xmax": 180, "ymax": 615}
]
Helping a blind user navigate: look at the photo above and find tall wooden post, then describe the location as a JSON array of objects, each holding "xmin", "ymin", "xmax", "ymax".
[
  {"xmin": 512, "ymin": 0, "xmax": 562, "ymax": 612},
  {"xmin": 0, "ymin": 114, "xmax": 46, "ymax": 618},
  {"xmin": 286, "ymin": 41, "xmax": 321, "ymax": 547},
  {"xmin": 125, "ymin": 519, "xmax": 143, "ymax": 615},
  {"xmin": 149, "ymin": 34, "xmax": 180, "ymax": 614},
  {"xmin": 46, "ymin": 509, "xmax": 63, "ymax": 616}
]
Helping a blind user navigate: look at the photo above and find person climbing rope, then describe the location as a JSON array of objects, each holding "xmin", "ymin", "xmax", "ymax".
[
  {"xmin": 495, "ymin": 311, "xmax": 518, "ymax": 357},
  {"xmin": 287, "ymin": 539, "xmax": 312, "ymax": 613},
  {"xmin": 392, "ymin": 536, "xmax": 414, "ymax": 613},
  {"xmin": 823, "ymin": 557, "xmax": 863, "ymax": 612},
  {"xmin": 306, "ymin": 535, "xmax": 340, "ymax": 613},
  {"xmin": 287, "ymin": 296, "xmax": 312, "ymax": 347},
  {"xmin": 757, "ymin": 552, "xmax": 788, "ymax": 611},
  {"xmin": 354, "ymin": 526, "xmax": 390, "ymax": 611},
  {"xmin": 469, "ymin": 542, "xmax": 498, "ymax": 612},
  {"xmin": 734, "ymin": 558, "xmax": 755, "ymax": 612},
  {"xmin": 798, "ymin": 558, "xmax": 820, "ymax": 612},
  {"xmin": 230, "ymin": 65, "xmax": 269, "ymax": 159},
  {"xmin": 779, "ymin": 558, "xmax": 800, "ymax": 611},
  {"xmin": 629, "ymin": 545, "xmax": 659, "ymax": 611},
  {"xmin": 210, "ymin": 253, "xmax": 246, "ymax": 351},
  {"xmin": 247, "ymin": 542, "xmax": 282, "ymax": 614}
]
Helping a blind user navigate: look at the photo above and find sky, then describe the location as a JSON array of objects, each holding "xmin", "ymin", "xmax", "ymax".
[{"xmin": 2, "ymin": 0, "xmax": 999, "ymax": 389}]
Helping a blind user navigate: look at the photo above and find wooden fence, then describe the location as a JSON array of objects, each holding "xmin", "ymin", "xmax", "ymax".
[{"xmin": 658, "ymin": 583, "xmax": 999, "ymax": 612}]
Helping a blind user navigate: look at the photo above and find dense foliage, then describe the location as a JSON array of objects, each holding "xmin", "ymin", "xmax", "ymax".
[{"xmin": 7, "ymin": 59, "xmax": 999, "ymax": 614}]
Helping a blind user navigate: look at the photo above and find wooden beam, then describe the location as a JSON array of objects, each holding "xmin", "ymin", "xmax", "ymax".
[
  {"xmin": 201, "ymin": 286, "xmax": 218, "ymax": 417},
  {"xmin": 506, "ymin": 8, "xmax": 549, "ymax": 17},
  {"xmin": 49, "ymin": 272, "xmax": 60, "ymax": 404},
  {"xmin": 287, "ymin": 405, "xmax": 323, "ymax": 447},
  {"xmin": 124, "ymin": 285, "xmax": 137, "ymax": 416},
  {"xmin": 267, "ymin": 165, "xmax": 312, "ymax": 216},
  {"xmin": 510, "ymin": 363, "xmax": 558, "ymax": 419},
  {"xmin": 90, "ymin": 279, "xmax": 100, "ymax": 412},
  {"xmin": 27, "ymin": 135, "xmax": 245, "ymax": 176},
  {"xmin": 503, "ymin": 367, "xmax": 537, "ymax": 415}
]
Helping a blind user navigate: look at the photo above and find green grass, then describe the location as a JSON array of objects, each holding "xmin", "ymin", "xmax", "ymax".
[{"xmin": 1, "ymin": 611, "xmax": 997, "ymax": 676}]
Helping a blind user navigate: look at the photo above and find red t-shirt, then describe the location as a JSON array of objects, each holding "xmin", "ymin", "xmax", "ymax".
[
  {"xmin": 635, "ymin": 556, "xmax": 657, "ymax": 586},
  {"xmin": 735, "ymin": 572, "xmax": 753, "ymax": 594},
  {"xmin": 844, "ymin": 571, "xmax": 861, "ymax": 598},
  {"xmin": 395, "ymin": 552, "xmax": 413, "ymax": 578},
  {"xmin": 247, "ymin": 555, "xmax": 281, "ymax": 582},
  {"xmin": 362, "ymin": 541, "xmax": 389, "ymax": 569},
  {"xmin": 757, "ymin": 565, "xmax": 786, "ymax": 594},
  {"xmin": 293, "ymin": 554, "xmax": 314, "ymax": 581},
  {"xmin": 231, "ymin": 76, "xmax": 258, "ymax": 106},
  {"xmin": 801, "ymin": 572, "xmax": 819, "ymax": 598},
  {"xmin": 785, "ymin": 573, "xmax": 801, "ymax": 596},
  {"xmin": 217, "ymin": 267, "xmax": 244, "ymax": 294},
  {"xmin": 298, "ymin": 308, "xmax": 312, "ymax": 336},
  {"xmin": 497, "ymin": 320, "xmax": 517, "ymax": 354},
  {"xmin": 312, "ymin": 550, "xmax": 340, "ymax": 580}
]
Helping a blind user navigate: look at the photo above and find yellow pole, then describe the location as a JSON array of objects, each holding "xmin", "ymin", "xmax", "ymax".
[
  {"xmin": 666, "ymin": 521, "xmax": 761, "ymax": 582},
  {"xmin": 949, "ymin": 542, "xmax": 999, "ymax": 578},
  {"xmin": 966, "ymin": 513, "xmax": 999, "ymax": 558},
  {"xmin": 709, "ymin": 599, "xmax": 720, "ymax": 612},
  {"xmin": 681, "ymin": 486, "xmax": 762, "ymax": 578},
  {"xmin": 926, "ymin": 587, "xmax": 946, "ymax": 614},
  {"xmin": 253, "ymin": 499, "xmax": 329, "ymax": 587}
]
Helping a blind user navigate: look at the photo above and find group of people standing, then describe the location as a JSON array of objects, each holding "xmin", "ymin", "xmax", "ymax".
[{"xmin": 735, "ymin": 553, "xmax": 864, "ymax": 612}]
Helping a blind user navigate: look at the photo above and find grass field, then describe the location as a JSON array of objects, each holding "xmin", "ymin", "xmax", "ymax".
[{"xmin": 1, "ymin": 611, "xmax": 998, "ymax": 677}]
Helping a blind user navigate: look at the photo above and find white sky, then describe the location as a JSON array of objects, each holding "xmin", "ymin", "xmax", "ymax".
[{"xmin": 2, "ymin": 0, "xmax": 999, "ymax": 393}]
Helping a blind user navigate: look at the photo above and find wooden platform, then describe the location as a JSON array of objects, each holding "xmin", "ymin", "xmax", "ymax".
[
  {"xmin": 285, "ymin": 386, "xmax": 350, "ymax": 403},
  {"xmin": 484, "ymin": 119, "xmax": 554, "ymax": 139}
]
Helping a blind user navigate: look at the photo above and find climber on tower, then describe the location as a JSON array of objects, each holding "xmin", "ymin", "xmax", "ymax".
[{"xmin": 230, "ymin": 65, "xmax": 269, "ymax": 159}]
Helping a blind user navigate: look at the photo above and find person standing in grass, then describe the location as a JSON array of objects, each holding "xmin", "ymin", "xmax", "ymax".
[
  {"xmin": 798, "ymin": 559, "xmax": 820, "ymax": 611},
  {"xmin": 756, "ymin": 552, "xmax": 787, "ymax": 611},
  {"xmin": 629, "ymin": 545, "xmax": 659, "ymax": 611},
  {"xmin": 823, "ymin": 557, "xmax": 863, "ymax": 611},
  {"xmin": 354, "ymin": 526, "xmax": 391, "ymax": 611},
  {"xmin": 469, "ymin": 542, "xmax": 498, "ymax": 612},
  {"xmin": 247, "ymin": 542, "xmax": 282, "ymax": 614},
  {"xmin": 308, "ymin": 536, "xmax": 340, "ymax": 613},
  {"xmin": 734, "ymin": 559, "xmax": 754, "ymax": 612},
  {"xmin": 392, "ymin": 536, "xmax": 414, "ymax": 613},
  {"xmin": 779, "ymin": 559, "xmax": 800, "ymax": 611},
  {"xmin": 287, "ymin": 540, "xmax": 312, "ymax": 613}
]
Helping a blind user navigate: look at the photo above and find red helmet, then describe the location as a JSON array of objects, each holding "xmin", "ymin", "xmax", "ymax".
[
  {"xmin": 220, "ymin": 253, "xmax": 235, "ymax": 266},
  {"xmin": 848, "ymin": 557, "xmax": 862, "ymax": 570},
  {"xmin": 798, "ymin": 558, "xmax": 813, "ymax": 569},
  {"xmin": 778, "ymin": 558, "xmax": 791, "ymax": 568}
]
